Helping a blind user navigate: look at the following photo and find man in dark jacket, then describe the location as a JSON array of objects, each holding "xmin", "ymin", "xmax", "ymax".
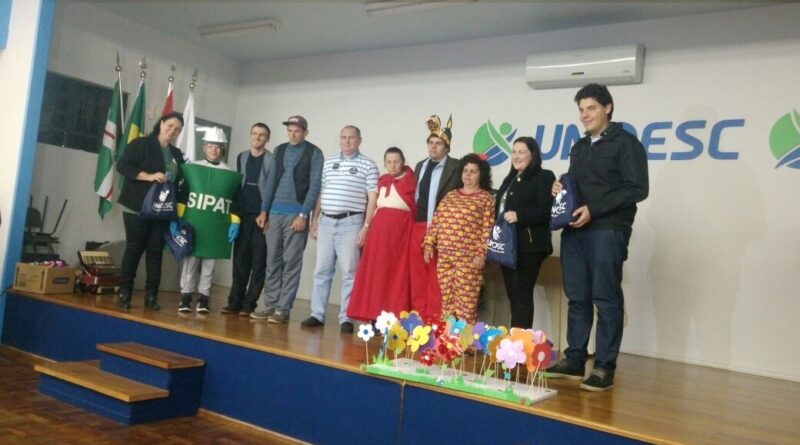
[
  {"xmin": 546, "ymin": 84, "xmax": 649, "ymax": 392},
  {"xmin": 410, "ymin": 115, "xmax": 461, "ymax": 320}
]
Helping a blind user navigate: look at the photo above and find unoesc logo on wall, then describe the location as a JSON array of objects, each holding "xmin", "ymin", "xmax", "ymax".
[
  {"xmin": 769, "ymin": 109, "xmax": 800, "ymax": 169},
  {"xmin": 473, "ymin": 118, "xmax": 751, "ymax": 165}
]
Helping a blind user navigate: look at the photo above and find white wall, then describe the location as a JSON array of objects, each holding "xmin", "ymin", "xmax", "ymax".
[
  {"xmin": 29, "ymin": 2, "xmax": 241, "ymax": 283},
  {"xmin": 233, "ymin": 4, "xmax": 800, "ymax": 380},
  {"xmin": 0, "ymin": 0, "xmax": 43, "ymax": 285}
]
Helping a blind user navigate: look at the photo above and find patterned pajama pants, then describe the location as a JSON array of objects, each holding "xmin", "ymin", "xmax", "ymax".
[{"xmin": 437, "ymin": 249, "xmax": 485, "ymax": 324}]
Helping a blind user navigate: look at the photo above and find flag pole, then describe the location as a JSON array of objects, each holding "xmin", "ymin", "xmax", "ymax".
[{"xmin": 116, "ymin": 51, "xmax": 125, "ymax": 126}]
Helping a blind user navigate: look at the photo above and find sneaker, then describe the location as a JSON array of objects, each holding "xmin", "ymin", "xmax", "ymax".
[
  {"xmin": 221, "ymin": 305, "xmax": 240, "ymax": 315},
  {"xmin": 301, "ymin": 316, "xmax": 324, "ymax": 328},
  {"xmin": 340, "ymin": 321, "xmax": 354, "ymax": 334},
  {"xmin": 250, "ymin": 308, "xmax": 275, "ymax": 320},
  {"xmin": 545, "ymin": 359, "xmax": 585, "ymax": 380},
  {"xmin": 238, "ymin": 308, "xmax": 254, "ymax": 316},
  {"xmin": 580, "ymin": 368, "xmax": 614, "ymax": 392},
  {"xmin": 196, "ymin": 296, "xmax": 210, "ymax": 314},
  {"xmin": 266, "ymin": 310, "xmax": 289, "ymax": 324},
  {"xmin": 178, "ymin": 294, "xmax": 193, "ymax": 313}
]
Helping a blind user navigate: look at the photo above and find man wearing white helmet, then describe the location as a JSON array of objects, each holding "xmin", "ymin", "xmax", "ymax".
[{"xmin": 175, "ymin": 128, "xmax": 243, "ymax": 313}]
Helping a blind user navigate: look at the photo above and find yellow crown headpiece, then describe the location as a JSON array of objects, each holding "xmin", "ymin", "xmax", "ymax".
[{"xmin": 426, "ymin": 114, "xmax": 453, "ymax": 147}]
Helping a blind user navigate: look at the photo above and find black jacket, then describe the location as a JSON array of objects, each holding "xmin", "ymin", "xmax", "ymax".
[
  {"xmin": 414, "ymin": 155, "xmax": 461, "ymax": 208},
  {"xmin": 116, "ymin": 134, "xmax": 185, "ymax": 211},
  {"xmin": 568, "ymin": 122, "xmax": 649, "ymax": 235},
  {"xmin": 496, "ymin": 167, "xmax": 556, "ymax": 255}
]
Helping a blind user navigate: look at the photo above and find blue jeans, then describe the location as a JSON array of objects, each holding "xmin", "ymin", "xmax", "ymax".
[
  {"xmin": 309, "ymin": 213, "xmax": 363, "ymax": 324},
  {"xmin": 561, "ymin": 228, "xmax": 629, "ymax": 374}
]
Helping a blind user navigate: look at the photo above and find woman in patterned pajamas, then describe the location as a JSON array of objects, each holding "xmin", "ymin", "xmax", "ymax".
[{"xmin": 423, "ymin": 154, "xmax": 494, "ymax": 323}]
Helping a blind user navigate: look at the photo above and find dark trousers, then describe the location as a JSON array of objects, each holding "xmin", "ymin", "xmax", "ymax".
[
  {"xmin": 120, "ymin": 213, "xmax": 169, "ymax": 295},
  {"xmin": 560, "ymin": 228, "xmax": 629, "ymax": 374},
  {"xmin": 501, "ymin": 252, "xmax": 548, "ymax": 329},
  {"xmin": 227, "ymin": 213, "xmax": 267, "ymax": 311}
]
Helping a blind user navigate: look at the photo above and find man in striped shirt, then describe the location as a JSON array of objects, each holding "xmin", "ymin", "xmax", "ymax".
[{"xmin": 301, "ymin": 125, "xmax": 379, "ymax": 334}]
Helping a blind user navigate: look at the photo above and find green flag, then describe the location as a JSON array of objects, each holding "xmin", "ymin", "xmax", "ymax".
[
  {"xmin": 93, "ymin": 78, "xmax": 122, "ymax": 220},
  {"xmin": 116, "ymin": 81, "xmax": 146, "ymax": 193},
  {"xmin": 181, "ymin": 164, "xmax": 243, "ymax": 258}
]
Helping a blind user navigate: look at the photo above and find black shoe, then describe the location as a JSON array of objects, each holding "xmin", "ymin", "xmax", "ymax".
[
  {"xmin": 178, "ymin": 294, "xmax": 193, "ymax": 313},
  {"xmin": 196, "ymin": 295, "xmax": 210, "ymax": 314},
  {"xmin": 144, "ymin": 293, "xmax": 160, "ymax": 311},
  {"xmin": 221, "ymin": 305, "xmax": 240, "ymax": 315},
  {"xmin": 340, "ymin": 321, "xmax": 354, "ymax": 334},
  {"xmin": 118, "ymin": 290, "xmax": 132, "ymax": 310},
  {"xmin": 545, "ymin": 359, "xmax": 585, "ymax": 380},
  {"xmin": 301, "ymin": 316, "xmax": 324, "ymax": 328},
  {"xmin": 580, "ymin": 368, "xmax": 614, "ymax": 392}
]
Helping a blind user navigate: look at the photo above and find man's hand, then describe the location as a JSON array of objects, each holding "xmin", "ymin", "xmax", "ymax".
[
  {"xmin": 357, "ymin": 225, "xmax": 369, "ymax": 248},
  {"xmin": 569, "ymin": 205, "xmax": 592, "ymax": 228},
  {"xmin": 256, "ymin": 211, "xmax": 269, "ymax": 231},
  {"xmin": 310, "ymin": 221, "xmax": 319, "ymax": 240},
  {"xmin": 291, "ymin": 215, "xmax": 307, "ymax": 232},
  {"xmin": 551, "ymin": 179, "xmax": 563, "ymax": 197}
]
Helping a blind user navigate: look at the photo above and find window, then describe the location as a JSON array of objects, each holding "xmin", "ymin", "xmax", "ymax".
[{"xmin": 37, "ymin": 71, "xmax": 128, "ymax": 153}]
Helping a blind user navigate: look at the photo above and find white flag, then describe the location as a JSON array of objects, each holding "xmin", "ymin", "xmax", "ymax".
[{"xmin": 176, "ymin": 90, "xmax": 196, "ymax": 162}]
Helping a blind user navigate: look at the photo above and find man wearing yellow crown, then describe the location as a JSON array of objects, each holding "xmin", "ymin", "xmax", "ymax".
[{"xmin": 410, "ymin": 115, "xmax": 461, "ymax": 320}]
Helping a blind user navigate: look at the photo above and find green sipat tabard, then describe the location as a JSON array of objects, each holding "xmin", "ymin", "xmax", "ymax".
[{"xmin": 181, "ymin": 163, "xmax": 243, "ymax": 258}]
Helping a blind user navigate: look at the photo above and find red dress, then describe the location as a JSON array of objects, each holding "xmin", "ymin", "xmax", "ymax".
[{"xmin": 348, "ymin": 167, "xmax": 417, "ymax": 321}]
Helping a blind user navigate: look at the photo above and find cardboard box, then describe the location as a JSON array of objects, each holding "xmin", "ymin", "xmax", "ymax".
[{"xmin": 14, "ymin": 263, "xmax": 77, "ymax": 294}]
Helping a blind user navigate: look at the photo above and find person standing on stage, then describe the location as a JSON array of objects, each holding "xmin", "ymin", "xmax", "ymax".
[
  {"xmin": 495, "ymin": 136, "xmax": 556, "ymax": 329},
  {"xmin": 176, "ymin": 128, "xmax": 242, "ymax": 313},
  {"xmin": 410, "ymin": 115, "xmax": 461, "ymax": 320},
  {"xmin": 423, "ymin": 154, "xmax": 494, "ymax": 324},
  {"xmin": 300, "ymin": 126, "xmax": 379, "ymax": 334},
  {"xmin": 116, "ymin": 111, "xmax": 185, "ymax": 310},
  {"xmin": 546, "ymin": 83, "xmax": 649, "ymax": 392},
  {"xmin": 348, "ymin": 147, "xmax": 417, "ymax": 322},
  {"xmin": 222, "ymin": 123, "xmax": 273, "ymax": 316},
  {"xmin": 251, "ymin": 115, "xmax": 323, "ymax": 324}
]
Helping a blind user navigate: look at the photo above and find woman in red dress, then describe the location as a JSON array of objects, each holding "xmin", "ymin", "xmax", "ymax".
[{"xmin": 348, "ymin": 147, "xmax": 417, "ymax": 321}]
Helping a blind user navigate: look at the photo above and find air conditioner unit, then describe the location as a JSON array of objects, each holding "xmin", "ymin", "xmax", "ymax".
[{"xmin": 526, "ymin": 44, "xmax": 645, "ymax": 90}]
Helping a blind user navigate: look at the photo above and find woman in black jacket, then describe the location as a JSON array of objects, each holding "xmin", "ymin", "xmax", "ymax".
[
  {"xmin": 116, "ymin": 111, "xmax": 185, "ymax": 310},
  {"xmin": 495, "ymin": 136, "xmax": 555, "ymax": 328}
]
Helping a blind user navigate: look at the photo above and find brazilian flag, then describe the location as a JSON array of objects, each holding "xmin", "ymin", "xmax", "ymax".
[{"xmin": 181, "ymin": 164, "xmax": 243, "ymax": 258}]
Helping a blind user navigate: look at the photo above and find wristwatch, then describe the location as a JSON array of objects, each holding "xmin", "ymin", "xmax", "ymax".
[{"xmin": 298, "ymin": 213, "xmax": 307, "ymax": 219}]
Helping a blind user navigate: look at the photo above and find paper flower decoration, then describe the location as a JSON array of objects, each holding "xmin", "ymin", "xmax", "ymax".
[
  {"xmin": 532, "ymin": 329, "xmax": 547, "ymax": 345},
  {"xmin": 488, "ymin": 335, "xmax": 503, "ymax": 359},
  {"xmin": 458, "ymin": 322, "xmax": 474, "ymax": 351},
  {"xmin": 400, "ymin": 311, "xmax": 423, "ymax": 333},
  {"xmin": 357, "ymin": 323, "xmax": 375, "ymax": 342},
  {"xmin": 436, "ymin": 334, "xmax": 463, "ymax": 363},
  {"xmin": 496, "ymin": 338, "xmax": 527, "ymax": 370},
  {"xmin": 509, "ymin": 328, "xmax": 535, "ymax": 357},
  {"xmin": 529, "ymin": 342, "xmax": 553, "ymax": 371},
  {"xmin": 471, "ymin": 322, "xmax": 487, "ymax": 351},
  {"xmin": 419, "ymin": 349, "xmax": 435, "ymax": 367},
  {"xmin": 388, "ymin": 323, "xmax": 408, "ymax": 355},
  {"xmin": 375, "ymin": 311, "xmax": 398, "ymax": 335},
  {"xmin": 408, "ymin": 325, "xmax": 432, "ymax": 353},
  {"xmin": 479, "ymin": 327, "xmax": 503, "ymax": 352},
  {"xmin": 448, "ymin": 317, "xmax": 466, "ymax": 336}
]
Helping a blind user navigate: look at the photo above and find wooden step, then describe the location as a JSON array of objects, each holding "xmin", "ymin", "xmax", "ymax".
[
  {"xmin": 97, "ymin": 342, "xmax": 205, "ymax": 369},
  {"xmin": 34, "ymin": 361, "xmax": 169, "ymax": 402}
]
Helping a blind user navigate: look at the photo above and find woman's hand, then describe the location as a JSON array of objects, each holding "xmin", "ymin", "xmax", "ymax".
[
  {"xmin": 551, "ymin": 179, "xmax": 563, "ymax": 197},
  {"xmin": 149, "ymin": 172, "xmax": 168, "ymax": 183},
  {"xmin": 423, "ymin": 250, "xmax": 433, "ymax": 264},
  {"xmin": 504, "ymin": 211, "xmax": 518, "ymax": 224},
  {"xmin": 473, "ymin": 255, "xmax": 486, "ymax": 269}
]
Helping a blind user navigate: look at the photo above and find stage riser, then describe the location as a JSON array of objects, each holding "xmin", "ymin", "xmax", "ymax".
[
  {"xmin": 3, "ymin": 293, "xmax": 645, "ymax": 445},
  {"xmin": 38, "ymin": 375, "xmax": 179, "ymax": 425}
]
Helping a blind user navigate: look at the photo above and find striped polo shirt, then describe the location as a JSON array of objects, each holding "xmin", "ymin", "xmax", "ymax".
[{"xmin": 319, "ymin": 151, "xmax": 379, "ymax": 215}]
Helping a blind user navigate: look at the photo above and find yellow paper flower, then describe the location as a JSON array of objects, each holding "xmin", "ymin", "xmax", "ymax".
[
  {"xmin": 388, "ymin": 323, "xmax": 408, "ymax": 355},
  {"xmin": 408, "ymin": 325, "xmax": 432, "ymax": 352}
]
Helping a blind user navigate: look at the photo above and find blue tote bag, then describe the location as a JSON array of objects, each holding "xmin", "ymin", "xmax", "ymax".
[
  {"xmin": 550, "ymin": 173, "xmax": 582, "ymax": 230},
  {"xmin": 487, "ymin": 217, "xmax": 517, "ymax": 269},
  {"xmin": 139, "ymin": 181, "xmax": 178, "ymax": 220}
]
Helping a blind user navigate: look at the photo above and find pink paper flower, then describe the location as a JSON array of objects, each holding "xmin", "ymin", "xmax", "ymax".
[{"xmin": 495, "ymin": 338, "xmax": 526, "ymax": 369}]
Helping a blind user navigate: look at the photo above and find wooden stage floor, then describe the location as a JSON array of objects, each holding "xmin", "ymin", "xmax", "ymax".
[{"xmin": 5, "ymin": 289, "xmax": 799, "ymax": 445}]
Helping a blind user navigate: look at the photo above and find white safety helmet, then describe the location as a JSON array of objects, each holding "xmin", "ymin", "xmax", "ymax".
[{"xmin": 202, "ymin": 127, "xmax": 227, "ymax": 145}]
